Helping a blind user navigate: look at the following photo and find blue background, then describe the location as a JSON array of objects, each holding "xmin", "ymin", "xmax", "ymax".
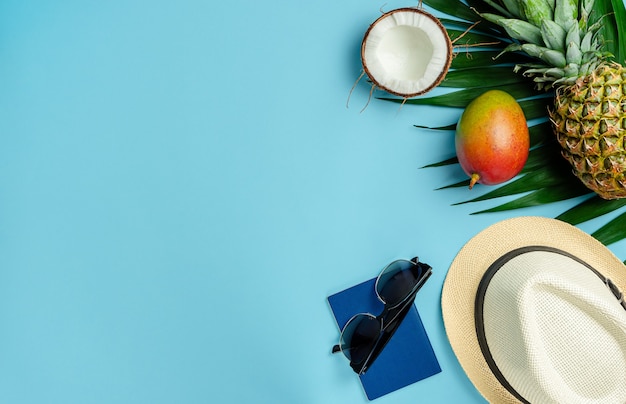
[{"xmin": 1, "ymin": 1, "xmax": 624, "ymax": 403}]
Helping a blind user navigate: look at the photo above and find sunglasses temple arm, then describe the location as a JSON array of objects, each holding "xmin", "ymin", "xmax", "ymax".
[
  {"xmin": 376, "ymin": 268, "xmax": 432, "ymax": 330},
  {"xmin": 355, "ymin": 295, "xmax": 416, "ymax": 374},
  {"xmin": 356, "ymin": 268, "xmax": 433, "ymax": 373}
]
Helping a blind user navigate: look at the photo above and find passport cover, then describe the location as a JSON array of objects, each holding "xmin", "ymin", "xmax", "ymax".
[{"xmin": 328, "ymin": 277, "xmax": 441, "ymax": 400}]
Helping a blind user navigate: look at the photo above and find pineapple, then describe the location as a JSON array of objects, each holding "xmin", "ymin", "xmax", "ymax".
[{"xmin": 478, "ymin": 0, "xmax": 626, "ymax": 199}]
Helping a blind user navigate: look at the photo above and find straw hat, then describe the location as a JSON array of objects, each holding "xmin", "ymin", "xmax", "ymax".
[{"xmin": 442, "ymin": 216, "xmax": 626, "ymax": 403}]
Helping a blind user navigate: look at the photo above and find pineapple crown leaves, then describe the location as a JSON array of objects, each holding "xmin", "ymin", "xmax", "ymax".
[{"xmin": 478, "ymin": 0, "xmax": 616, "ymax": 88}]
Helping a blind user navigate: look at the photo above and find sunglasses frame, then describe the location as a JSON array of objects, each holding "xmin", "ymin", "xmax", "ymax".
[{"xmin": 332, "ymin": 257, "xmax": 432, "ymax": 374}]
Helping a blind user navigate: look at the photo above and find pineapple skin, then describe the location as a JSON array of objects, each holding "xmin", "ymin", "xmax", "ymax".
[{"xmin": 550, "ymin": 63, "xmax": 626, "ymax": 200}]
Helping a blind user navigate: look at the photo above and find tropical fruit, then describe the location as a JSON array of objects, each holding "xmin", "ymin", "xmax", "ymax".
[
  {"xmin": 455, "ymin": 90, "xmax": 530, "ymax": 189},
  {"xmin": 360, "ymin": 7, "xmax": 453, "ymax": 98},
  {"xmin": 552, "ymin": 63, "xmax": 626, "ymax": 199},
  {"xmin": 477, "ymin": 0, "xmax": 626, "ymax": 199}
]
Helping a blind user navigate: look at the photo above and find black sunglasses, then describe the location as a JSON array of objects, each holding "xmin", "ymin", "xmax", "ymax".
[{"xmin": 332, "ymin": 257, "xmax": 432, "ymax": 374}]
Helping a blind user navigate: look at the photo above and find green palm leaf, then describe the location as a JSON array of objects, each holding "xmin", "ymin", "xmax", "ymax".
[
  {"xmin": 453, "ymin": 169, "xmax": 567, "ymax": 204},
  {"xmin": 524, "ymin": 144, "xmax": 560, "ymax": 169},
  {"xmin": 527, "ymin": 121, "xmax": 553, "ymax": 147},
  {"xmin": 471, "ymin": 184, "xmax": 590, "ymax": 214},
  {"xmin": 438, "ymin": 179, "xmax": 471, "ymax": 190},
  {"xmin": 518, "ymin": 97, "xmax": 554, "ymax": 120},
  {"xmin": 450, "ymin": 50, "xmax": 534, "ymax": 69},
  {"xmin": 421, "ymin": 0, "xmax": 481, "ymax": 23},
  {"xmin": 381, "ymin": 0, "xmax": 626, "ymax": 252},
  {"xmin": 414, "ymin": 123, "xmax": 457, "ymax": 131},
  {"xmin": 556, "ymin": 197, "xmax": 626, "ymax": 225},
  {"xmin": 447, "ymin": 29, "xmax": 507, "ymax": 48},
  {"xmin": 611, "ymin": 0, "xmax": 626, "ymax": 63},
  {"xmin": 381, "ymin": 82, "xmax": 539, "ymax": 108},
  {"xmin": 441, "ymin": 66, "xmax": 525, "ymax": 87},
  {"xmin": 592, "ymin": 211, "xmax": 626, "ymax": 246},
  {"xmin": 422, "ymin": 156, "xmax": 458, "ymax": 168},
  {"xmin": 593, "ymin": 0, "xmax": 626, "ymax": 64}
]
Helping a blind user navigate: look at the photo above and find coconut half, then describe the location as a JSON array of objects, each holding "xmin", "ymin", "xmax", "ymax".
[{"xmin": 361, "ymin": 7, "xmax": 452, "ymax": 98}]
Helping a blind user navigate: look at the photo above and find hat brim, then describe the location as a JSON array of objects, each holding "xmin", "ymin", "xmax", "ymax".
[{"xmin": 441, "ymin": 216, "xmax": 626, "ymax": 403}]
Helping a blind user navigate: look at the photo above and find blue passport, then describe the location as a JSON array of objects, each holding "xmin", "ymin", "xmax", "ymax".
[{"xmin": 328, "ymin": 277, "xmax": 441, "ymax": 400}]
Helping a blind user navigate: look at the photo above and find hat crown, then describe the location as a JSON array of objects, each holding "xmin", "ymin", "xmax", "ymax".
[{"xmin": 479, "ymin": 249, "xmax": 626, "ymax": 403}]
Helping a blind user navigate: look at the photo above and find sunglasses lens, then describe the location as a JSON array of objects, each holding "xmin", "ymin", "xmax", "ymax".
[
  {"xmin": 339, "ymin": 314, "xmax": 381, "ymax": 363},
  {"xmin": 376, "ymin": 259, "xmax": 423, "ymax": 306}
]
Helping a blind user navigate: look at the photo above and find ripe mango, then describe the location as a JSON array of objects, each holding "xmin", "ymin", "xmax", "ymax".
[{"xmin": 455, "ymin": 90, "xmax": 529, "ymax": 189}]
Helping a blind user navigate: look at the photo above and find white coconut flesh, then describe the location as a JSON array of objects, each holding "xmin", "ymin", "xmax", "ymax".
[{"xmin": 361, "ymin": 8, "xmax": 452, "ymax": 97}]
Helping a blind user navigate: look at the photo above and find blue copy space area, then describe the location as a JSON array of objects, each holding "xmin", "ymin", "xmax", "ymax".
[{"xmin": 6, "ymin": 0, "xmax": 618, "ymax": 401}]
